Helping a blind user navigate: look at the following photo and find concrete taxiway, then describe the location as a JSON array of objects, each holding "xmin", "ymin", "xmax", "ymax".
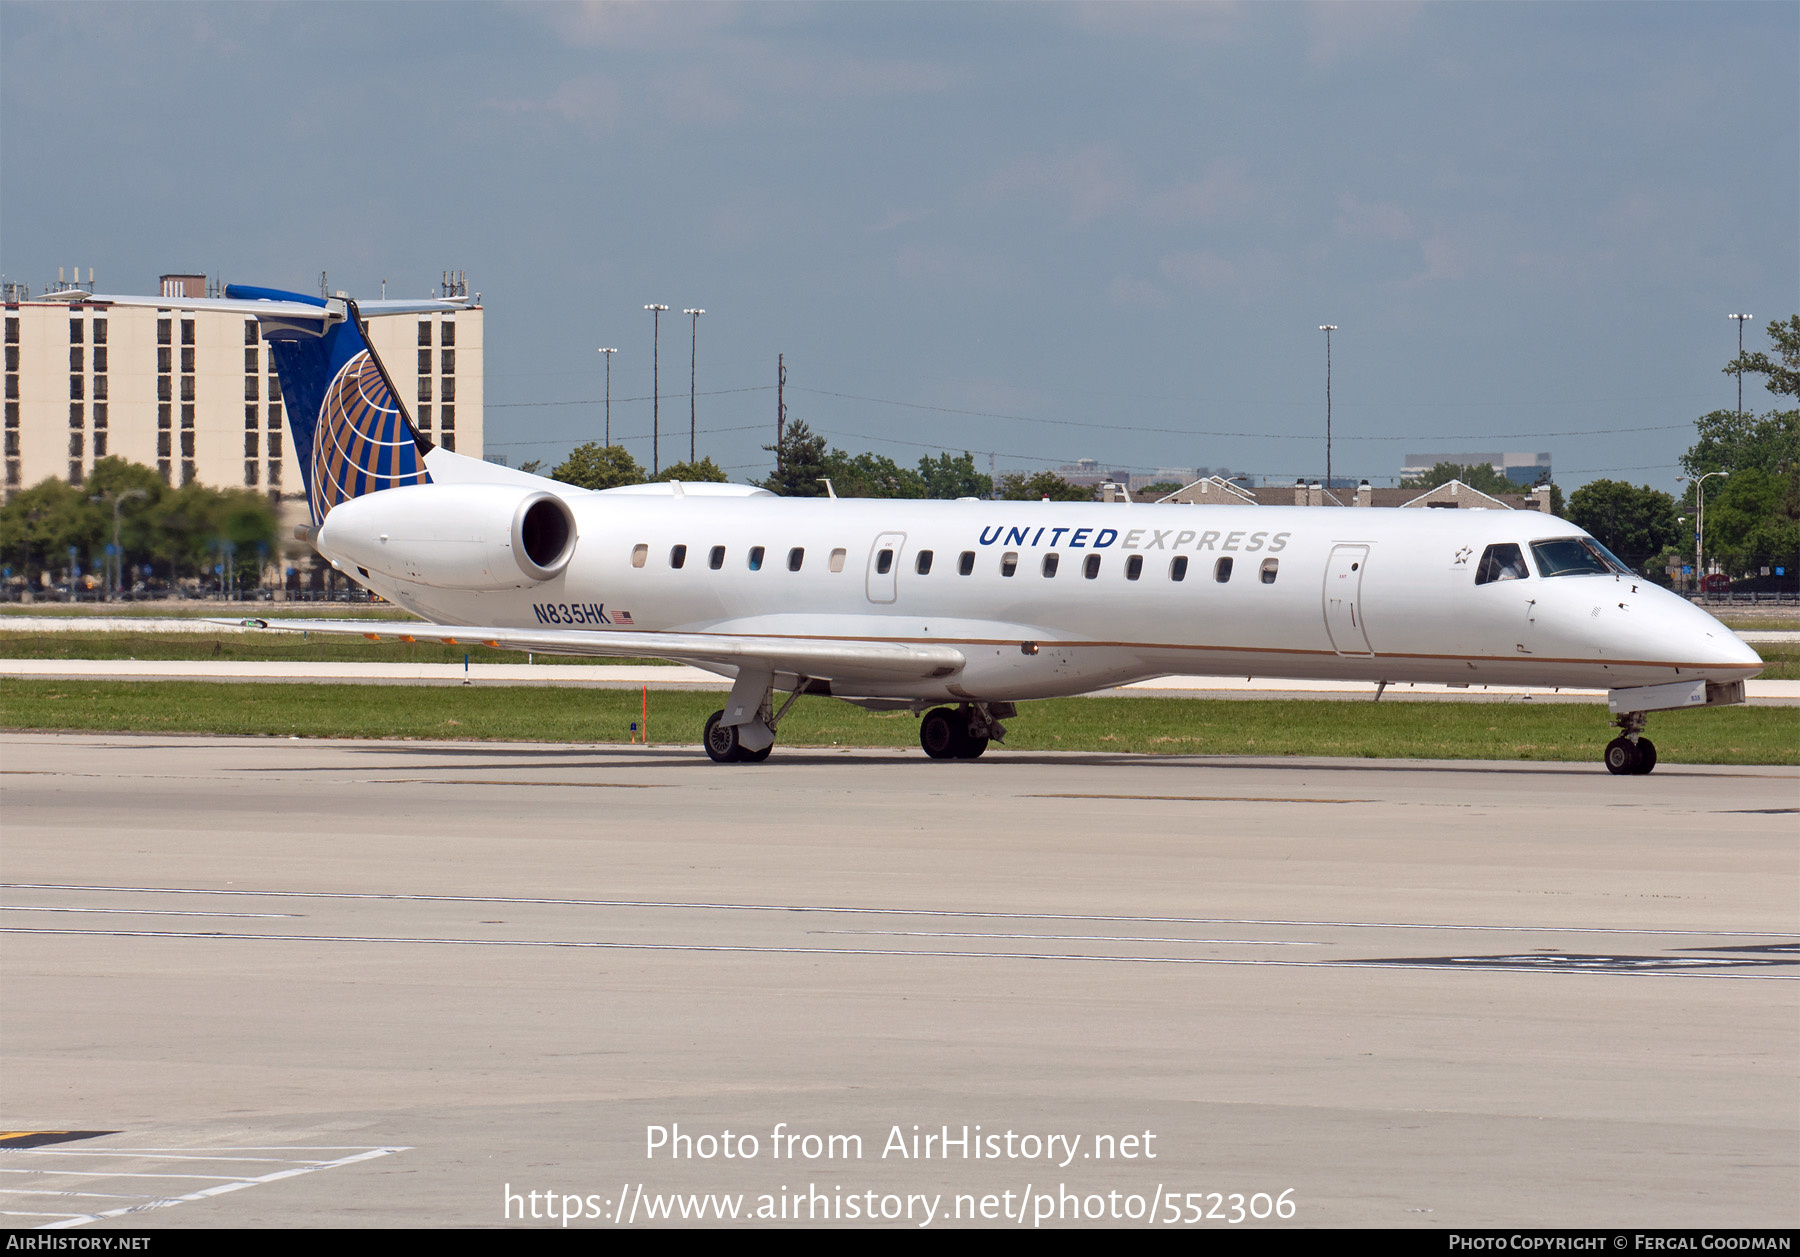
[{"xmin": 1, "ymin": 733, "xmax": 1795, "ymax": 1229}]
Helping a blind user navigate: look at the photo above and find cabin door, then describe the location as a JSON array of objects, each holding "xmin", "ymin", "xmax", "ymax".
[
  {"xmin": 1323, "ymin": 544, "xmax": 1373, "ymax": 656},
  {"xmin": 866, "ymin": 532, "xmax": 906, "ymax": 604}
]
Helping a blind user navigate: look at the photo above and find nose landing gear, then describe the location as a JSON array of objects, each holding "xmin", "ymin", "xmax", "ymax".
[{"xmin": 1603, "ymin": 710, "xmax": 1657, "ymax": 775}]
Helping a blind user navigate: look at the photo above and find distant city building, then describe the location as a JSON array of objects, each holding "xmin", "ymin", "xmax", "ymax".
[
  {"xmin": 2, "ymin": 273, "xmax": 484, "ymax": 513},
  {"xmin": 1402, "ymin": 451, "xmax": 1551, "ymax": 485}
]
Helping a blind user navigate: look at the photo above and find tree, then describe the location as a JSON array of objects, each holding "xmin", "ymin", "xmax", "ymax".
[
  {"xmin": 650, "ymin": 457, "xmax": 729, "ymax": 483},
  {"xmin": 0, "ymin": 478, "xmax": 94, "ymax": 584},
  {"xmin": 551, "ymin": 442, "xmax": 644, "ymax": 490},
  {"xmin": 917, "ymin": 451, "xmax": 992, "ymax": 500},
  {"xmin": 1701, "ymin": 467, "xmax": 1800, "ymax": 569},
  {"xmin": 755, "ymin": 419, "xmax": 831, "ymax": 497},
  {"xmin": 1680, "ymin": 409, "xmax": 1799, "ymax": 480},
  {"xmin": 820, "ymin": 449, "xmax": 927, "ymax": 499},
  {"xmin": 1683, "ymin": 314, "xmax": 1799, "ymax": 567},
  {"xmin": 516, "ymin": 459, "xmax": 544, "ymax": 475},
  {"xmin": 84, "ymin": 457, "xmax": 167, "ymax": 575},
  {"xmin": 997, "ymin": 470, "xmax": 1092, "ymax": 502},
  {"xmin": 1139, "ymin": 482, "xmax": 1185, "ymax": 498},
  {"xmin": 1564, "ymin": 480, "xmax": 1680, "ymax": 566}
]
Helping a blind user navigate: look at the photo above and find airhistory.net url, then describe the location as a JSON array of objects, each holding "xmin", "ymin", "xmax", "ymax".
[{"xmin": 504, "ymin": 1182, "xmax": 1297, "ymax": 1227}]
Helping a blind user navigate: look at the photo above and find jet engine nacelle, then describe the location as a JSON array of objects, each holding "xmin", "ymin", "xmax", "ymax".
[{"xmin": 315, "ymin": 483, "xmax": 578, "ymax": 590}]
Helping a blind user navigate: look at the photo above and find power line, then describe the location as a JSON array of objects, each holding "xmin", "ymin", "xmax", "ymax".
[
  {"xmin": 484, "ymin": 422, "xmax": 770, "ymax": 449},
  {"xmin": 487, "ymin": 385, "xmax": 773, "ymax": 410},
  {"xmin": 790, "ymin": 386, "xmax": 1693, "ymax": 442}
]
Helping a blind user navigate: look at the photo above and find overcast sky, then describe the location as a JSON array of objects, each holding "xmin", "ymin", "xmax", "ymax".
[{"xmin": 3, "ymin": 1, "xmax": 1794, "ymax": 490}]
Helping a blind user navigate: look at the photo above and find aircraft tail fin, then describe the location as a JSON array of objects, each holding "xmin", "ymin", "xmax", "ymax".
[{"xmin": 224, "ymin": 284, "xmax": 433, "ymax": 525}]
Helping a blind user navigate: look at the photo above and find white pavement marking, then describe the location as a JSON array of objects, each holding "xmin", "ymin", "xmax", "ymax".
[
  {"xmin": 813, "ymin": 930, "xmax": 1327, "ymax": 945},
  {"xmin": 1, "ymin": 906, "xmax": 301, "ymax": 918},
  {"xmin": 0, "ymin": 1145, "xmax": 409, "ymax": 1229}
]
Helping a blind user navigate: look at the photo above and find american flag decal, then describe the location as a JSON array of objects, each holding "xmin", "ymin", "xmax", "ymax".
[{"xmin": 615, "ymin": 611, "xmax": 634, "ymax": 625}]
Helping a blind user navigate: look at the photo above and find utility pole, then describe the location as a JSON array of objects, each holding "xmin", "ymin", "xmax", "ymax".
[
  {"xmin": 1728, "ymin": 313, "xmax": 1752, "ymax": 420},
  {"xmin": 1319, "ymin": 325, "xmax": 1338, "ymax": 490},
  {"xmin": 777, "ymin": 353, "xmax": 787, "ymax": 475},
  {"xmin": 597, "ymin": 347, "xmax": 617, "ymax": 445},
  {"xmin": 645, "ymin": 304, "xmax": 668, "ymax": 473},
  {"xmin": 684, "ymin": 308, "xmax": 705, "ymax": 464}
]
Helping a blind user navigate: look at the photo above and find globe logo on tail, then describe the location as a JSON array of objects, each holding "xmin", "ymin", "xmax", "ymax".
[{"xmin": 309, "ymin": 350, "xmax": 430, "ymax": 522}]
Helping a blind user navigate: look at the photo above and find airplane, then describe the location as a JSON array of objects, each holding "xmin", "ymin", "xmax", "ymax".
[{"xmin": 81, "ymin": 284, "xmax": 1763, "ymax": 774}]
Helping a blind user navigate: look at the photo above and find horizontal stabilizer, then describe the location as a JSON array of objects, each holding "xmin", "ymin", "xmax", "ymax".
[{"xmin": 216, "ymin": 619, "xmax": 967, "ymax": 685}]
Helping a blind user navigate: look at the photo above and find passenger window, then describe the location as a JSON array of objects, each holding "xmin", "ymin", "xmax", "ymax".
[
  {"xmin": 958, "ymin": 551, "xmax": 975, "ymax": 575},
  {"xmin": 1476, "ymin": 542, "xmax": 1530, "ymax": 584},
  {"xmin": 1001, "ymin": 551, "xmax": 1018, "ymax": 577},
  {"xmin": 829, "ymin": 548, "xmax": 846, "ymax": 573},
  {"xmin": 876, "ymin": 549, "xmax": 894, "ymax": 575},
  {"xmin": 748, "ymin": 546, "xmax": 765, "ymax": 571},
  {"xmin": 916, "ymin": 550, "xmax": 933, "ymax": 575},
  {"xmin": 788, "ymin": 547, "xmax": 804, "ymax": 572},
  {"xmin": 1042, "ymin": 553, "xmax": 1060, "ymax": 577},
  {"xmin": 669, "ymin": 544, "xmax": 687, "ymax": 569},
  {"xmin": 1260, "ymin": 558, "xmax": 1278, "ymax": 585},
  {"xmin": 709, "ymin": 545, "xmax": 725, "ymax": 570},
  {"xmin": 1083, "ymin": 554, "xmax": 1101, "ymax": 579},
  {"xmin": 1170, "ymin": 556, "xmax": 1188, "ymax": 582},
  {"xmin": 1125, "ymin": 555, "xmax": 1142, "ymax": 581},
  {"xmin": 631, "ymin": 544, "xmax": 648, "ymax": 568},
  {"xmin": 1214, "ymin": 557, "xmax": 1233, "ymax": 583}
]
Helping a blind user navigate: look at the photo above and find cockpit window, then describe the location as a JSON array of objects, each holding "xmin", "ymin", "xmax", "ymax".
[
  {"xmin": 1475, "ymin": 542, "xmax": 1529, "ymax": 585},
  {"xmin": 1531, "ymin": 537, "xmax": 1628, "ymax": 578}
]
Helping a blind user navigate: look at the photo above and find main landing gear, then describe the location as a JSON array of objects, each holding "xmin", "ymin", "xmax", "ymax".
[
  {"xmin": 703, "ymin": 669, "xmax": 806, "ymax": 764},
  {"xmin": 919, "ymin": 703, "xmax": 1011, "ymax": 760},
  {"xmin": 703, "ymin": 709, "xmax": 774, "ymax": 763},
  {"xmin": 1603, "ymin": 709, "xmax": 1657, "ymax": 776}
]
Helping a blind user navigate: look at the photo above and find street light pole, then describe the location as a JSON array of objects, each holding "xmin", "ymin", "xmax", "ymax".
[
  {"xmin": 90, "ymin": 487, "xmax": 147, "ymax": 600},
  {"xmin": 1690, "ymin": 469, "xmax": 1730, "ymax": 597},
  {"xmin": 645, "ymin": 304, "xmax": 668, "ymax": 474},
  {"xmin": 683, "ymin": 308, "xmax": 705, "ymax": 465},
  {"xmin": 1728, "ymin": 313, "xmax": 1752, "ymax": 420},
  {"xmin": 1319, "ymin": 325, "xmax": 1338, "ymax": 492},
  {"xmin": 597, "ymin": 348, "xmax": 617, "ymax": 446}
]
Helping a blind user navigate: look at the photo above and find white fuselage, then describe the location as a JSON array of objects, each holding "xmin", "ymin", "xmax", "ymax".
[{"xmin": 324, "ymin": 482, "xmax": 1762, "ymax": 704}]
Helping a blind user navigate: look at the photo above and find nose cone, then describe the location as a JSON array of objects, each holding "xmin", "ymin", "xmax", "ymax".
[{"xmin": 1673, "ymin": 598, "xmax": 1763, "ymax": 677}]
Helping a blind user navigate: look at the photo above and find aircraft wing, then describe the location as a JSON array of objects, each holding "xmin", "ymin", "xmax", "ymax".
[{"xmin": 220, "ymin": 618, "xmax": 966, "ymax": 684}]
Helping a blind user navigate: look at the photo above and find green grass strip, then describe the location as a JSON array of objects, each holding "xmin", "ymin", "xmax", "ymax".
[{"xmin": 2, "ymin": 679, "xmax": 1793, "ymax": 764}]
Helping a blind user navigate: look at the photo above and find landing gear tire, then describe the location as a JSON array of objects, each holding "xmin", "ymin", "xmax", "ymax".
[
  {"xmin": 920, "ymin": 707, "xmax": 962, "ymax": 759},
  {"xmin": 956, "ymin": 734, "xmax": 989, "ymax": 760},
  {"xmin": 703, "ymin": 709, "xmax": 743, "ymax": 763},
  {"xmin": 1604, "ymin": 737, "xmax": 1639, "ymax": 775},
  {"xmin": 739, "ymin": 743, "xmax": 773, "ymax": 764},
  {"xmin": 1630, "ymin": 738, "xmax": 1657, "ymax": 775}
]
